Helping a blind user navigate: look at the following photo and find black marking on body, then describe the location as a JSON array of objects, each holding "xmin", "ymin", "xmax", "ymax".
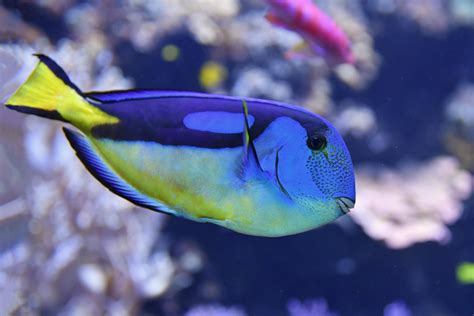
[{"xmin": 90, "ymin": 94, "xmax": 329, "ymax": 149}]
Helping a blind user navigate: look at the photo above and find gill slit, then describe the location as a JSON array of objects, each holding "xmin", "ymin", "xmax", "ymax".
[{"xmin": 275, "ymin": 148, "xmax": 291, "ymax": 199}]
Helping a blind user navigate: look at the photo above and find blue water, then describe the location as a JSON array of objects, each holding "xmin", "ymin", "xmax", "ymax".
[{"xmin": 1, "ymin": 1, "xmax": 474, "ymax": 316}]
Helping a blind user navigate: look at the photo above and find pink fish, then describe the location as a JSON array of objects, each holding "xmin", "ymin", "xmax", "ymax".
[{"xmin": 264, "ymin": 0, "xmax": 354, "ymax": 64}]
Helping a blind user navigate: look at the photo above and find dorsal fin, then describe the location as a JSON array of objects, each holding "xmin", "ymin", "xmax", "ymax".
[{"xmin": 63, "ymin": 127, "xmax": 176, "ymax": 216}]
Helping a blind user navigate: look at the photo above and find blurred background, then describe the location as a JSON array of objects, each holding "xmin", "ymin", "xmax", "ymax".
[{"xmin": 0, "ymin": 0, "xmax": 474, "ymax": 315}]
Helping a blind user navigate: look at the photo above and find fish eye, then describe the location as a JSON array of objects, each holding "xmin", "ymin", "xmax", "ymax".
[{"xmin": 307, "ymin": 135, "xmax": 327, "ymax": 151}]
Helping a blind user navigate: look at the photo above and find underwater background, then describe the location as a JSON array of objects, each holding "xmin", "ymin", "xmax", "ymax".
[{"xmin": 0, "ymin": 0, "xmax": 474, "ymax": 315}]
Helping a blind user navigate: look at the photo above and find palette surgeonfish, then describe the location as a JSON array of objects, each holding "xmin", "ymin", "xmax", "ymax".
[{"xmin": 5, "ymin": 55, "xmax": 355, "ymax": 237}]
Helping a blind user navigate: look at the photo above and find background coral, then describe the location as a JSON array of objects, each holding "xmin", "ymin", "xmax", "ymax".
[
  {"xmin": 351, "ymin": 156, "xmax": 473, "ymax": 249},
  {"xmin": 1, "ymin": 0, "xmax": 473, "ymax": 315}
]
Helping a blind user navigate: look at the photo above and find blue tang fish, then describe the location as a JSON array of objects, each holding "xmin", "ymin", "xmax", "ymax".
[{"xmin": 5, "ymin": 55, "xmax": 355, "ymax": 237}]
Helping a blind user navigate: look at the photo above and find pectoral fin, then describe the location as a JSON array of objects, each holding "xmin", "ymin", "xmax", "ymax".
[
  {"xmin": 240, "ymin": 99, "xmax": 264, "ymax": 180},
  {"xmin": 284, "ymin": 41, "xmax": 314, "ymax": 60},
  {"xmin": 285, "ymin": 41, "xmax": 329, "ymax": 61}
]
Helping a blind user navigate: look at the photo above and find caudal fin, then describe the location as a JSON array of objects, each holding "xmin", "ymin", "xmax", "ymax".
[
  {"xmin": 5, "ymin": 54, "xmax": 83, "ymax": 122},
  {"xmin": 5, "ymin": 54, "xmax": 118, "ymax": 132}
]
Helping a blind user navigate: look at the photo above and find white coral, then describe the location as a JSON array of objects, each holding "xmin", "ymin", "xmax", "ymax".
[
  {"xmin": 351, "ymin": 156, "xmax": 473, "ymax": 249},
  {"xmin": 0, "ymin": 45, "xmax": 36, "ymax": 103}
]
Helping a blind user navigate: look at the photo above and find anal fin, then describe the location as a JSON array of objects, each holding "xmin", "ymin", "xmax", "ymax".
[{"xmin": 63, "ymin": 127, "xmax": 175, "ymax": 216}]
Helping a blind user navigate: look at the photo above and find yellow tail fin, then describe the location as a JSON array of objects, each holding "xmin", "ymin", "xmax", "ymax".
[{"xmin": 5, "ymin": 54, "xmax": 118, "ymax": 132}]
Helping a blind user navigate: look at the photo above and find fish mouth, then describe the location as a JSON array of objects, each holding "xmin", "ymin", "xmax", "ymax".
[{"xmin": 336, "ymin": 197, "xmax": 355, "ymax": 214}]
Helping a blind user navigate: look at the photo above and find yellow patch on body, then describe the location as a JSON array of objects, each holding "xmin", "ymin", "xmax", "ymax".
[{"xmin": 92, "ymin": 139, "xmax": 247, "ymax": 222}]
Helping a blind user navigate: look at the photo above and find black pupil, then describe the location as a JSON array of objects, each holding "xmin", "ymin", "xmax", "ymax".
[{"xmin": 307, "ymin": 135, "xmax": 327, "ymax": 150}]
